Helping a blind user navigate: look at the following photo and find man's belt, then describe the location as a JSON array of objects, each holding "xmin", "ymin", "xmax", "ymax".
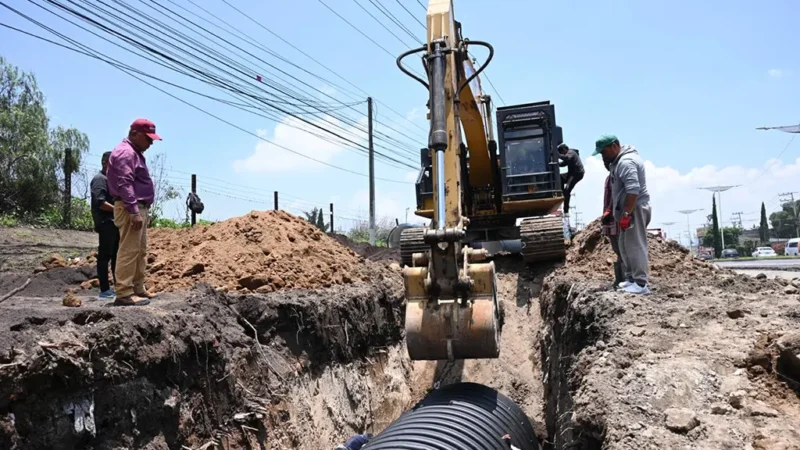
[{"xmin": 113, "ymin": 197, "xmax": 152, "ymax": 207}]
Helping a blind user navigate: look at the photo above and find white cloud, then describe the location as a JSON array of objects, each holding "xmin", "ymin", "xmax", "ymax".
[
  {"xmin": 232, "ymin": 115, "xmax": 367, "ymax": 173},
  {"xmin": 406, "ymin": 107, "xmax": 422, "ymax": 122},
  {"xmin": 768, "ymin": 69, "xmax": 784, "ymax": 79},
  {"xmin": 347, "ymin": 189, "xmax": 420, "ymax": 226},
  {"xmin": 569, "ymin": 152, "xmax": 800, "ymax": 243}
]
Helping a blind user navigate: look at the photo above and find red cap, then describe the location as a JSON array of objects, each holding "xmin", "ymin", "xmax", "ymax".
[{"xmin": 130, "ymin": 118, "xmax": 162, "ymax": 141}]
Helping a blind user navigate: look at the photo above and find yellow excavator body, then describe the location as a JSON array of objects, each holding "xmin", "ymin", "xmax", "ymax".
[{"xmin": 396, "ymin": 0, "xmax": 568, "ymax": 361}]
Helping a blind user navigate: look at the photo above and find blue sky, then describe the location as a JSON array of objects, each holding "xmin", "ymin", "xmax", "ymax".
[{"xmin": 2, "ymin": 0, "xmax": 799, "ymax": 243}]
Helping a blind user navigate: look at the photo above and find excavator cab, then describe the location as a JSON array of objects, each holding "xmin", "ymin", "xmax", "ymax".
[{"xmin": 497, "ymin": 101, "xmax": 564, "ymax": 204}]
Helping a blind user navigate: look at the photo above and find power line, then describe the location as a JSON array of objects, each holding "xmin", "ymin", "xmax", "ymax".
[
  {"xmin": 416, "ymin": 0, "xmax": 426, "ymax": 10},
  {"xmin": 29, "ymin": 0, "xmax": 420, "ymax": 168},
  {"xmin": 317, "ymin": 0, "xmax": 425, "ymax": 79},
  {"xmin": 0, "ymin": 16, "xmax": 412, "ymax": 185},
  {"xmin": 160, "ymin": 0, "xmax": 426, "ymax": 152},
  {"xmin": 367, "ymin": 0, "xmax": 422, "ymax": 45},
  {"xmin": 216, "ymin": 0, "xmax": 426, "ymax": 134},
  {"xmin": 748, "ymin": 134, "xmax": 797, "ymax": 186},
  {"xmin": 395, "ymin": 0, "xmax": 425, "ymax": 28},
  {"xmin": 351, "ymin": 0, "xmax": 417, "ymax": 48}
]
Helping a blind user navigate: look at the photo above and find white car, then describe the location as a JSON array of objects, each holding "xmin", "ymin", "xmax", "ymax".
[
  {"xmin": 752, "ymin": 247, "xmax": 777, "ymax": 258},
  {"xmin": 785, "ymin": 238, "xmax": 800, "ymax": 256}
]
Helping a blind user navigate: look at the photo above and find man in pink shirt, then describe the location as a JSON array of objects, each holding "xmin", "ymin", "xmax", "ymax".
[{"xmin": 107, "ymin": 118, "xmax": 162, "ymax": 306}]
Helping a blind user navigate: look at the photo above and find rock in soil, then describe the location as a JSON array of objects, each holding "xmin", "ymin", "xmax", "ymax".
[{"xmin": 664, "ymin": 408, "xmax": 700, "ymax": 433}]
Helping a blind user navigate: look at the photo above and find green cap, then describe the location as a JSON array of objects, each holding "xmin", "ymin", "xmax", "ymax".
[{"xmin": 593, "ymin": 134, "xmax": 618, "ymax": 155}]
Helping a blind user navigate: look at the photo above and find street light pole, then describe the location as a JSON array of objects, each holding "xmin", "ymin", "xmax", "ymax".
[
  {"xmin": 661, "ymin": 222, "xmax": 677, "ymax": 241},
  {"xmin": 698, "ymin": 185, "xmax": 739, "ymax": 250},
  {"xmin": 678, "ymin": 209, "xmax": 703, "ymax": 253}
]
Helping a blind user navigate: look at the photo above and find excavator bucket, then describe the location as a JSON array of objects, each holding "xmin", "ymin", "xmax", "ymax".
[{"xmin": 403, "ymin": 261, "xmax": 500, "ymax": 360}]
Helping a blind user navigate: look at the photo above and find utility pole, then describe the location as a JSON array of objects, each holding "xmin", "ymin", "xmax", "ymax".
[
  {"xmin": 698, "ymin": 185, "xmax": 739, "ymax": 249},
  {"xmin": 731, "ymin": 212, "xmax": 743, "ymax": 229},
  {"xmin": 678, "ymin": 209, "xmax": 702, "ymax": 253},
  {"xmin": 191, "ymin": 174, "xmax": 197, "ymax": 226},
  {"xmin": 779, "ymin": 192, "xmax": 800, "ymax": 237},
  {"xmin": 329, "ymin": 203, "xmax": 334, "ymax": 234},
  {"xmin": 63, "ymin": 148, "xmax": 72, "ymax": 228},
  {"xmin": 368, "ymin": 97, "xmax": 376, "ymax": 245}
]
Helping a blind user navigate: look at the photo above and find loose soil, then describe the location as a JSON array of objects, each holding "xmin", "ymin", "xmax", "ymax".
[
  {"xmin": 0, "ymin": 227, "xmax": 96, "ymax": 273},
  {"xmin": 541, "ymin": 220, "xmax": 800, "ymax": 449}
]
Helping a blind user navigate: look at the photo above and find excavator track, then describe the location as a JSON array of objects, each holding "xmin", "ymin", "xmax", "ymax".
[
  {"xmin": 399, "ymin": 227, "xmax": 429, "ymax": 267},
  {"xmin": 519, "ymin": 216, "xmax": 567, "ymax": 264}
]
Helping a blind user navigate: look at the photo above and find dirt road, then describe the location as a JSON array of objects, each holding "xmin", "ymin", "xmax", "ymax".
[{"xmin": 0, "ymin": 227, "xmax": 95, "ymax": 273}]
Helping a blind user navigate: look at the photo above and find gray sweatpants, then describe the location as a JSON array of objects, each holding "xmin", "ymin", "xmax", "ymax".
[
  {"xmin": 609, "ymin": 234, "xmax": 626, "ymax": 284},
  {"xmin": 619, "ymin": 203, "xmax": 652, "ymax": 286}
]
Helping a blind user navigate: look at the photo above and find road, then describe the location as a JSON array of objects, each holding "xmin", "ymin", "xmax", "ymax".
[{"xmin": 714, "ymin": 259, "xmax": 800, "ymax": 270}]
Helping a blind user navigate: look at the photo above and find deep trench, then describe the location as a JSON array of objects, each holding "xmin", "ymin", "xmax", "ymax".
[{"xmin": 0, "ymin": 262, "xmax": 606, "ymax": 450}]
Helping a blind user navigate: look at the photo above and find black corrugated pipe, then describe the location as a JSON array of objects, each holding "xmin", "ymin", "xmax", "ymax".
[{"xmin": 363, "ymin": 382, "xmax": 539, "ymax": 450}]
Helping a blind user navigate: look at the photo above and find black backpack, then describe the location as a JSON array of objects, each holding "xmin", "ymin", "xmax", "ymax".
[{"xmin": 186, "ymin": 192, "xmax": 205, "ymax": 214}]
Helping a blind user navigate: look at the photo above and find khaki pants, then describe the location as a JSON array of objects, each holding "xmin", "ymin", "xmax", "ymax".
[{"xmin": 113, "ymin": 202, "xmax": 149, "ymax": 298}]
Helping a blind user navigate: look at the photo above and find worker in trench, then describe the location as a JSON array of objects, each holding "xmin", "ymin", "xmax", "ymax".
[
  {"xmin": 601, "ymin": 155, "xmax": 626, "ymax": 288},
  {"xmin": 334, "ymin": 433, "xmax": 372, "ymax": 450},
  {"xmin": 557, "ymin": 143, "xmax": 585, "ymax": 226},
  {"xmin": 594, "ymin": 135, "xmax": 652, "ymax": 295}
]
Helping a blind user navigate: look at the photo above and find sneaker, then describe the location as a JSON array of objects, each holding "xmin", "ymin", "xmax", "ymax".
[
  {"xmin": 617, "ymin": 281, "xmax": 633, "ymax": 290},
  {"xmin": 98, "ymin": 289, "xmax": 116, "ymax": 300},
  {"xmin": 622, "ymin": 283, "xmax": 650, "ymax": 295}
]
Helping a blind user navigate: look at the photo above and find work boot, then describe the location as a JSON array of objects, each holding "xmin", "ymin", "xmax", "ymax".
[
  {"xmin": 134, "ymin": 290, "xmax": 158, "ymax": 299},
  {"xmin": 114, "ymin": 295, "xmax": 151, "ymax": 306}
]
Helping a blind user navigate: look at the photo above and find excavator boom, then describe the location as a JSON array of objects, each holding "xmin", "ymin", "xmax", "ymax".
[{"xmin": 397, "ymin": 0, "xmax": 500, "ymax": 361}]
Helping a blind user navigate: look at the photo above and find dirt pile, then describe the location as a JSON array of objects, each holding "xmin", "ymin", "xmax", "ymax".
[
  {"xmin": 540, "ymin": 220, "xmax": 800, "ymax": 449},
  {"xmin": 144, "ymin": 210, "xmax": 394, "ymax": 294}
]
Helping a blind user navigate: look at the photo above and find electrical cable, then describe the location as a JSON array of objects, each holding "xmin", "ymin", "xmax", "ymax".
[
  {"xmin": 33, "ymin": 0, "xmax": 420, "ymax": 167},
  {"xmin": 0, "ymin": 15, "xmax": 413, "ymax": 184}
]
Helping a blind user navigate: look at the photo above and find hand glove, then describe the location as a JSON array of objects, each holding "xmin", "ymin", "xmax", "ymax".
[
  {"xmin": 619, "ymin": 215, "xmax": 632, "ymax": 231},
  {"xmin": 601, "ymin": 210, "xmax": 613, "ymax": 225}
]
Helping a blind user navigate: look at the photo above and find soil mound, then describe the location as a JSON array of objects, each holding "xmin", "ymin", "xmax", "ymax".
[
  {"xmin": 145, "ymin": 210, "xmax": 391, "ymax": 294},
  {"xmin": 565, "ymin": 219, "xmax": 769, "ymax": 290}
]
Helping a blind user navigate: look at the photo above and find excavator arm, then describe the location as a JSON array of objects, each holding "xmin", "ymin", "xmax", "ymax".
[{"xmin": 396, "ymin": 0, "xmax": 500, "ymax": 361}]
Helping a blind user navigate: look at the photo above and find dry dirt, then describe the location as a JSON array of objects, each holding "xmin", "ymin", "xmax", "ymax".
[
  {"xmin": 540, "ymin": 220, "xmax": 800, "ymax": 449},
  {"xmin": 0, "ymin": 227, "xmax": 96, "ymax": 273}
]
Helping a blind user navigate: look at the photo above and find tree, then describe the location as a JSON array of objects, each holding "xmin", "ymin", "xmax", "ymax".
[
  {"xmin": 769, "ymin": 199, "xmax": 800, "ymax": 239},
  {"xmin": 303, "ymin": 207, "xmax": 329, "ymax": 232},
  {"xmin": 711, "ymin": 195, "xmax": 722, "ymax": 257},
  {"xmin": 759, "ymin": 202, "xmax": 770, "ymax": 242},
  {"xmin": 148, "ymin": 153, "xmax": 181, "ymax": 223},
  {"xmin": 0, "ymin": 56, "xmax": 89, "ymax": 219}
]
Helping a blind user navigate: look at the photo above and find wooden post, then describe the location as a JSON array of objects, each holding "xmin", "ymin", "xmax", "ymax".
[
  {"xmin": 191, "ymin": 174, "xmax": 197, "ymax": 226},
  {"xmin": 330, "ymin": 203, "xmax": 334, "ymax": 233},
  {"xmin": 274, "ymin": 191, "xmax": 278, "ymax": 210},
  {"xmin": 63, "ymin": 148, "xmax": 72, "ymax": 227}
]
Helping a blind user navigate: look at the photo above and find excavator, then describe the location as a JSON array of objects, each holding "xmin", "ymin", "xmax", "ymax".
[{"xmin": 396, "ymin": 0, "xmax": 568, "ymax": 361}]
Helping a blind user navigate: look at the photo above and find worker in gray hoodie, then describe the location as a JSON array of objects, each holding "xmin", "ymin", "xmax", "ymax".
[{"xmin": 593, "ymin": 135, "xmax": 651, "ymax": 294}]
